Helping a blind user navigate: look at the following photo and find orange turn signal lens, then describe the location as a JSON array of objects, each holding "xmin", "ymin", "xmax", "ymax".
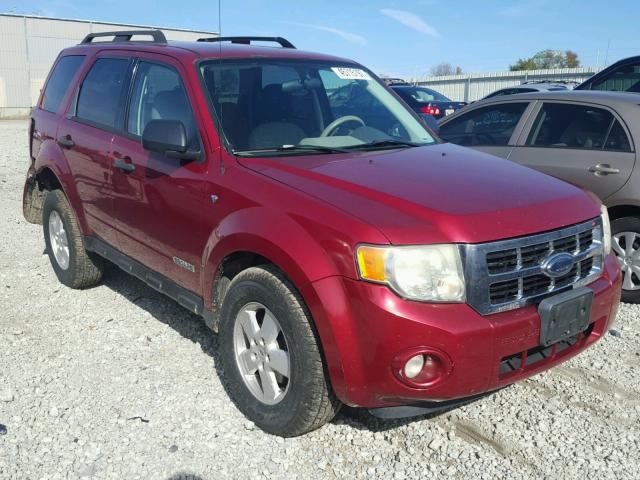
[{"xmin": 356, "ymin": 245, "xmax": 387, "ymax": 282}]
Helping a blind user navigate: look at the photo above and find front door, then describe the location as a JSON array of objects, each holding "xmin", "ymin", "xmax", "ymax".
[
  {"xmin": 109, "ymin": 56, "xmax": 210, "ymax": 293},
  {"xmin": 510, "ymin": 101, "xmax": 636, "ymax": 201}
]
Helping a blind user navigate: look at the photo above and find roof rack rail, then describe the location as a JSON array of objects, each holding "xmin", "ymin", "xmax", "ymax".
[
  {"xmin": 80, "ymin": 30, "xmax": 167, "ymax": 45},
  {"xmin": 197, "ymin": 36, "xmax": 296, "ymax": 49}
]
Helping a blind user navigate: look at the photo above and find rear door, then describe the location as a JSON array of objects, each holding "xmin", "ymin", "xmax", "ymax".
[
  {"xmin": 509, "ymin": 101, "xmax": 636, "ymax": 200},
  {"xmin": 57, "ymin": 53, "xmax": 133, "ymax": 246},
  {"xmin": 438, "ymin": 101, "xmax": 534, "ymax": 159},
  {"xmin": 109, "ymin": 53, "xmax": 210, "ymax": 293}
]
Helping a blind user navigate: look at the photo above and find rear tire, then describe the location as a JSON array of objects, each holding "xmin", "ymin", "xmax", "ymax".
[
  {"xmin": 42, "ymin": 190, "xmax": 103, "ymax": 289},
  {"xmin": 218, "ymin": 265, "xmax": 340, "ymax": 437},
  {"xmin": 611, "ymin": 216, "xmax": 640, "ymax": 303}
]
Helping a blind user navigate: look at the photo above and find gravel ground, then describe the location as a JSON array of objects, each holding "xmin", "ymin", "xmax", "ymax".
[{"xmin": 0, "ymin": 119, "xmax": 639, "ymax": 480}]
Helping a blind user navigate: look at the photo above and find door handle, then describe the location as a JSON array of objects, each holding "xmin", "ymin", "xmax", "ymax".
[
  {"xmin": 114, "ymin": 157, "xmax": 136, "ymax": 173},
  {"xmin": 57, "ymin": 135, "xmax": 75, "ymax": 149},
  {"xmin": 588, "ymin": 163, "xmax": 620, "ymax": 176}
]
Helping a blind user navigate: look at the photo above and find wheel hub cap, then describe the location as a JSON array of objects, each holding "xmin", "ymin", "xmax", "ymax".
[
  {"xmin": 613, "ymin": 231, "xmax": 640, "ymax": 291},
  {"xmin": 233, "ymin": 302, "xmax": 290, "ymax": 405},
  {"xmin": 48, "ymin": 210, "xmax": 70, "ymax": 270}
]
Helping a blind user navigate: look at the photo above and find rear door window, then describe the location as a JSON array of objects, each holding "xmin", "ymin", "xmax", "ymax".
[
  {"xmin": 526, "ymin": 103, "xmax": 631, "ymax": 151},
  {"xmin": 439, "ymin": 103, "xmax": 528, "ymax": 146},
  {"xmin": 76, "ymin": 58, "xmax": 130, "ymax": 129},
  {"xmin": 41, "ymin": 55, "xmax": 85, "ymax": 113}
]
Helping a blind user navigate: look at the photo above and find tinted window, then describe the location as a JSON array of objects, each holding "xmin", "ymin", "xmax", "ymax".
[
  {"xmin": 41, "ymin": 55, "xmax": 85, "ymax": 113},
  {"xmin": 76, "ymin": 58, "xmax": 129, "ymax": 128},
  {"xmin": 591, "ymin": 62, "xmax": 640, "ymax": 93},
  {"xmin": 439, "ymin": 103, "xmax": 528, "ymax": 146},
  {"xmin": 127, "ymin": 62, "xmax": 198, "ymax": 149},
  {"xmin": 526, "ymin": 103, "xmax": 626, "ymax": 150},
  {"xmin": 604, "ymin": 120, "xmax": 632, "ymax": 152}
]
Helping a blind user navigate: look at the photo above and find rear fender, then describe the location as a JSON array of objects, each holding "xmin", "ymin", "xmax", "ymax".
[{"xmin": 33, "ymin": 139, "xmax": 89, "ymax": 234}]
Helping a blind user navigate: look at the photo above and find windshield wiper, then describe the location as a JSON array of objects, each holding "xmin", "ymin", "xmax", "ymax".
[
  {"xmin": 345, "ymin": 139, "xmax": 423, "ymax": 150},
  {"xmin": 234, "ymin": 144, "xmax": 350, "ymax": 156}
]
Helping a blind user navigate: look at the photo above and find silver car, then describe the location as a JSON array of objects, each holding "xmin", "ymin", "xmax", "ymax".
[{"xmin": 438, "ymin": 90, "xmax": 639, "ymax": 302}]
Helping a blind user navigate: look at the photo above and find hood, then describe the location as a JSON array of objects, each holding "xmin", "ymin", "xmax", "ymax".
[{"xmin": 238, "ymin": 143, "xmax": 600, "ymax": 245}]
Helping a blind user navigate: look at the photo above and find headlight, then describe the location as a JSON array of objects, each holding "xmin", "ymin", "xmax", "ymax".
[
  {"xmin": 600, "ymin": 205, "xmax": 611, "ymax": 255},
  {"xmin": 356, "ymin": 244, "xmax": 465, "ymax": 302}
]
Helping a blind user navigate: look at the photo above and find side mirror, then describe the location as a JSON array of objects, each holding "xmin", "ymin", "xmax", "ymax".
[
  {"xmin": 142, "ymin": 120, "xmax": 193, "ymax": 159},
  {"xmin": 420, "ymin": 114, "xmax": 440, "ymax": 135}
]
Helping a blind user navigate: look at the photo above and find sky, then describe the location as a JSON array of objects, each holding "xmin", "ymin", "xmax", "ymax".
[{"xmin": 1, "ymin": 0, "xmax": 639, "ymax": 78}]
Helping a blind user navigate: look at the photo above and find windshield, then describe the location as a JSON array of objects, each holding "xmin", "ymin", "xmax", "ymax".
[{"xmin": 199, "ymin": 59, "xmax": 436, "ymax": 155}]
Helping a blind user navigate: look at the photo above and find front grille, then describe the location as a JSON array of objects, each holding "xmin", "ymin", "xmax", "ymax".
[{"xmin": 463, "ymin": 218, "xmax": 604, "ymax": 315}]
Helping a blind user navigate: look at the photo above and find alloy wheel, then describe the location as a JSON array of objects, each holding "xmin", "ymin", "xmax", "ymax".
[
  {"xmin": 612, "ymin": 231, "xmax": 640, "ymax": 291},
  {"xmin": 233, "ymin": 302, "xmax": 291, "ymax": 405},
  {"xmin": 48, "ymin": 210, "xmax": 70, "ymax": 270}
]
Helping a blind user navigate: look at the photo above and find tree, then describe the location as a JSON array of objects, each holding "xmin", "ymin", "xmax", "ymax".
[
  {"xmin": 430, "ymin": 63, "xmax": 463, "ymax": 76},
  {"xmin": 565, "ymin": 50, "xmax": 580, "ymax": 68},
  {"xmin": 510, "ymin": 50, "xmax": 581, "ymax": 71}
]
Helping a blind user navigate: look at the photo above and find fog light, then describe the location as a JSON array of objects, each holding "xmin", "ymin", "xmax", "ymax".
[
  {"xmin": 392, "ymin": 348, "xmax": 452, "ymax": 387},
  {"xmin": 421, "ymin": 355, "xmax": 442, "ymax": 383},
  {"xmin": 404, "ymin": 354, "xmax": 425, "ymax": 379}
]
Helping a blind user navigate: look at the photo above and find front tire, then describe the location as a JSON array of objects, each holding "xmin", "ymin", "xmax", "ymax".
[
  {"xmin": 42, "ymin": 190, "xmax": 103, "ymax": 289},
  {"xmin": 611, "ymin": 216, "xmax": 640, "ymax": 303},
  {"xmin": 218, "ymin": 265, "xmax": 340, "ymax": 436}
]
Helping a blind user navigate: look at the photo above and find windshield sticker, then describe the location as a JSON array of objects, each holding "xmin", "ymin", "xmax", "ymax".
[{"xmin": 331, "ymin": 67, "xmax": 371, "ymax": 80}]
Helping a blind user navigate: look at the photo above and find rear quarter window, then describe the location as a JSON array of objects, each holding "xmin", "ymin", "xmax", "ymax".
[{"xmin": 41, "ymin": 55, "xmax": 85, "ymax": 113}]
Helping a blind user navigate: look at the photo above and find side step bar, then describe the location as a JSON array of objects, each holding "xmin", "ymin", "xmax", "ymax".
[{"xmin": 84, "ymin": 236, "xmax": 216, "ymax": 329}]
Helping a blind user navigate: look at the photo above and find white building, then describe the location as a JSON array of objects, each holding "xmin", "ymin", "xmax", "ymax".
[{"xmin": 0, "ymin": 13, "xmax": 216, "ymax": 118}]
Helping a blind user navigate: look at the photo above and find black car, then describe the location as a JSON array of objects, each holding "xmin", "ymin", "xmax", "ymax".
[
  {"xmin": 576, "ymin": 56, "xmax": 640, "ymax": 93},
  {"xmin": 391, "ymin": 85, "xmax": 466, "ymax": 119}
]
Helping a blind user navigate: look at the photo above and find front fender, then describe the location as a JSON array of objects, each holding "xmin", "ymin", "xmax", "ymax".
[
  {"xmin": 201, "ymin": 206, "xmax": 357, "ymax": 403},
  {"xmin": 201, "ymin": 206, "xmax": 343, "ymax": 304}
]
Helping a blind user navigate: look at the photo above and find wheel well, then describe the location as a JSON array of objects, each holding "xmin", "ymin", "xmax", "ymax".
[
  {"xmin": 607, "ymin": 205, "xmax": 640, "ymax": 221},
  {"xmin": 37, "ymin": 167, "xmax": 63, "ymax": 191},
  {"xmin": 218, "ymin": 251, "xmax": 271, "ymax": 280},
  {"xmin": 208, "ymin": 251, "xmax": 272, "ymax": 330},
  {"xmin": 24, "ymin": 167, "xmax": 63, "ymax": 225}
]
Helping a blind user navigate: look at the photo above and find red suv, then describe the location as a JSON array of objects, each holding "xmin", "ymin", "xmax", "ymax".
[{"xmin": 23, "ymin": 31, "xmax": 621, "ymax": 437}]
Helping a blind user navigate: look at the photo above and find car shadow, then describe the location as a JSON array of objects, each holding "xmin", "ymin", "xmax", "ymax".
[
  {"xmin": 98, "ymin": 262, "xmax": 489, "ymax": 434},
  {"xmin": 166, "ymin": 474, "xmax": 205, "ymax": 480}
]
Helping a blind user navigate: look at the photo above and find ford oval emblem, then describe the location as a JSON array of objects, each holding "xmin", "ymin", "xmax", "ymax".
[{"xmin": 541, "ymin": 252, "xmax": 574, "ymax": 278}]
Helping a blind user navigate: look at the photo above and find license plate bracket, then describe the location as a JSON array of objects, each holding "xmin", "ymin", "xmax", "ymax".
[{"xmin": 538, "ymin": 287, "xmax": 593, "ymax": 347}]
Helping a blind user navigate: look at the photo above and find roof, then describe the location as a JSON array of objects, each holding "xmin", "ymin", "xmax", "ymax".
[
  {"xmin": 61, "ymin": 39, "xmax": 355, "ymax": 64},
  {"xmin": 170, "ymin": 40, "xmax": 353, "ymax": 62}
]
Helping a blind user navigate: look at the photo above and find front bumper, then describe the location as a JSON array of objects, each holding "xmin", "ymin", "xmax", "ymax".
[{"xmin": 307, "ymin": 253, "xmax": 621, "ymax": 409}]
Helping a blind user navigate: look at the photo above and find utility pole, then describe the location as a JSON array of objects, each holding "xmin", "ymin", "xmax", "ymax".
[{"xmin": 604, "ymin": 39, "xmax": 611, "ymax": 66}]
